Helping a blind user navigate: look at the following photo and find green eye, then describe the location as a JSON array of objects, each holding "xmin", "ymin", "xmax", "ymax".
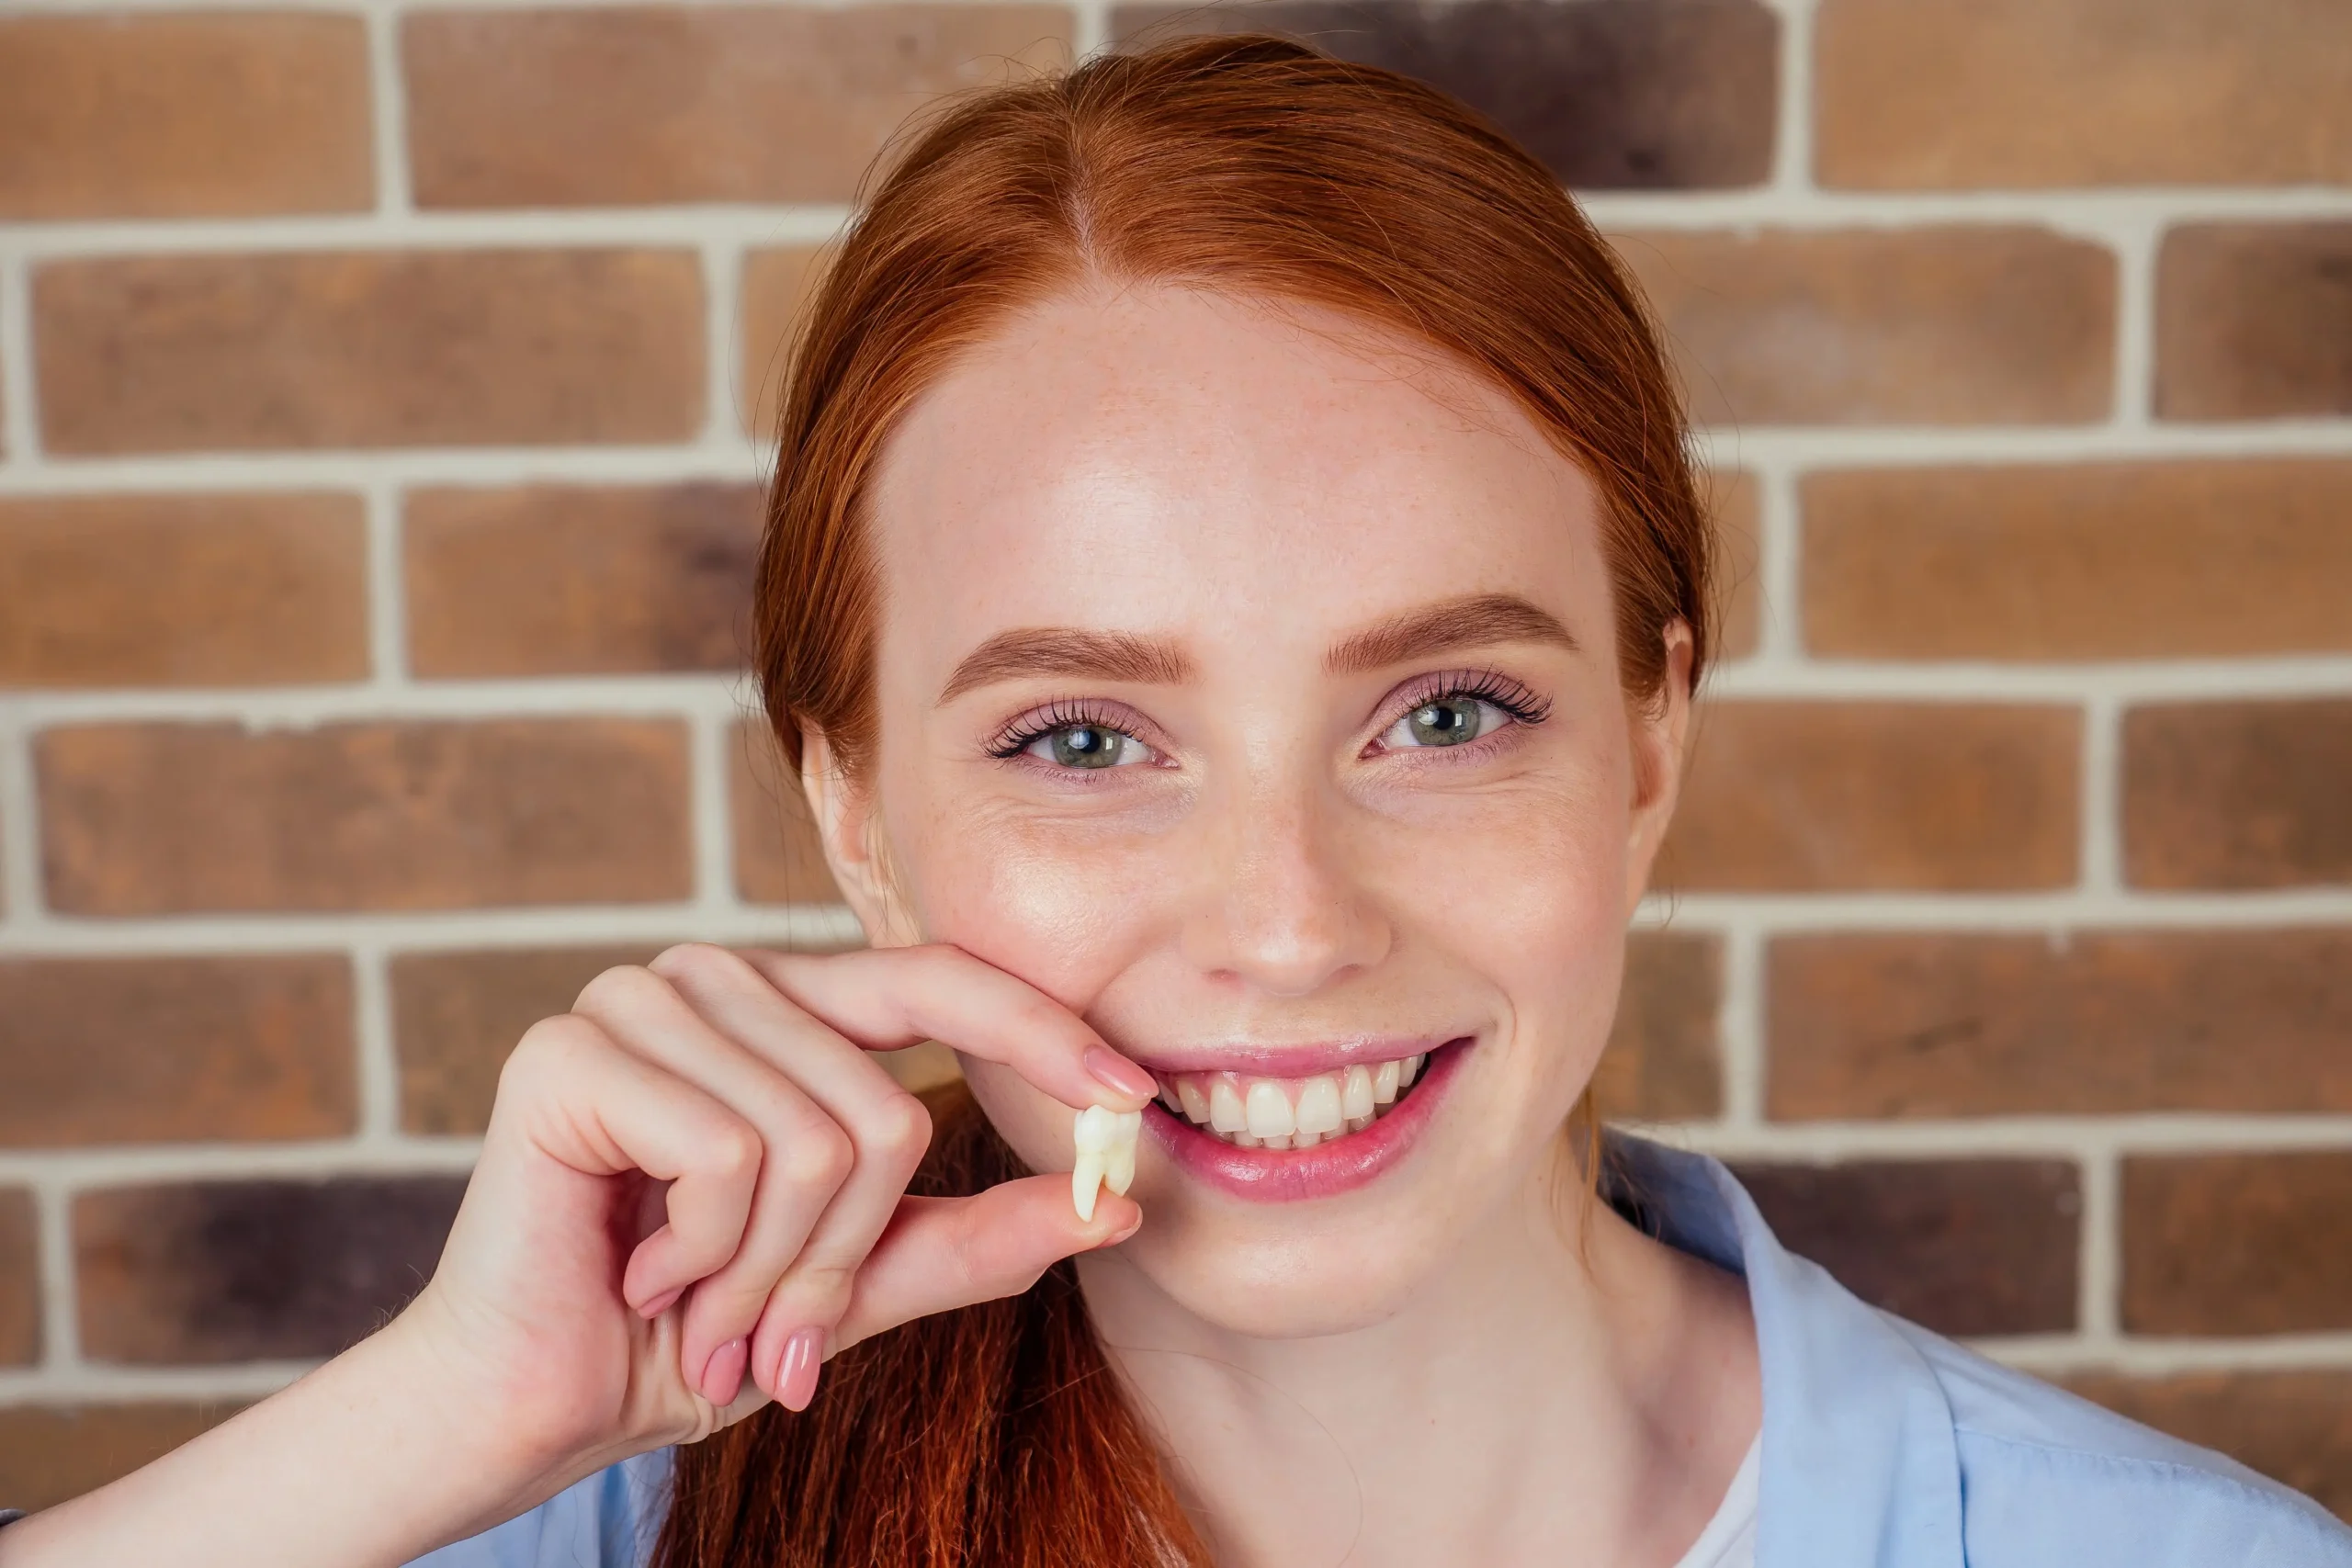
[
  {"xmin": 1044, "ymin": 726, "xmax": 1132, "ymax": 768},
  {"xmin": 1404, "ymin": 696, "xmax": 1488, "ymax": 747}
]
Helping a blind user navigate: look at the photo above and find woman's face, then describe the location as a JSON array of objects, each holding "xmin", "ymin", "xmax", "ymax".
[{"xmin": 825, "ymin": 285, "xmax": 1689, "ymax": 1338}]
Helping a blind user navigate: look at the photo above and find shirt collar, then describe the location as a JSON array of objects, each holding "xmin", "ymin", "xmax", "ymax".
[{"xmin": 1605, "ymin": 1135, "xmax": 1967, "ymax": 1568}]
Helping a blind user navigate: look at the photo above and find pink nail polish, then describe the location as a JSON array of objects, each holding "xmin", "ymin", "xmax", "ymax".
[
  {"xmin": 1084, "ymin": 1045, "xmax": 1155, "ymax": 1104},
  {"xmin": 639, "ymin": 1286, "xmax": 683, "ymax": 1320},
  {"xmin": 698, "ymin": 1337, "xmax": 749, "ymax": 1406},
  {"xmin": 777, "ymin": 1326, "xmax": 825, "ymax": 1413}
]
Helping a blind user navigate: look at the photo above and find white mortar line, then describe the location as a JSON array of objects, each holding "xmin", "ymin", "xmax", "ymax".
[
  {"xmin": 1762, "ymin": 0, "xmax": 1815, "ymax": 197},
  {"xmin": 0, "ymin": 252, "xmax": 34, "ymax": 466},
  {"xmin": 0, "ymin": 904, "xmax": 865, "ymax": 957},
  {"xmin": 0, "ymin": 707, "xmax": 42, "ymax": 933},
  {"xmin": 29, "ymin": 1180, "xmax": 77, "ymax": 1374},
  {"xmin": 1070, "ymin": 0, "xmax": 1113, "ymax": 56},
  {"xmin": 2078, "ymin": 692, "xmax": 2125, "ymax": 897},
  {"xmin": 1652, "ymin": 1117, "xmax": 2352, "ymax": 1161},
  {"xmin": 694, "ymin": 242, "xmax": 736, "ymax": 449},
  {"xmin": 349, "ymin": 943, "xmax": 402, "ymax": 1144},
  {"xmin": 2109, "ymin": 213, "xmax": 2162, "ymax": 430},
  {"xmin": 1716, "ymin": 921, "xmax": 1766, "ymax": 1128},
  {"xmin": 0, "ymin": 1363, "xmax": 314, "ymax": 1405},
  {"xmin": 365, "ymin": 0, "xmax": 413, "ymax": 219},
  {"xmin": 1991, "ymin": 1335, "xmax": 2352, "ymax": 1377},
  {"xmin": 1750, "ymin": 460, "xmax": 1804, "ymax": 662},
  {"xmin": 363, "ymin": 479, "xmax": 409, "ymax": 687},
  {"xmin": 687, "ymin": 705, "xmax": 741, "ymax": 914},
  {"xmin": 2077, "ymin": 1146, "xmax": 2122, "ymax": 1343},
  {"xmin": 1634, "ymin": 889, "xmax": 2352, "ymax": 931}
]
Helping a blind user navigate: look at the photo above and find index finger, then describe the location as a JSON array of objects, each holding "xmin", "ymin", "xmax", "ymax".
[{"xmin": 732, "ymin": 944, "xmax": 1154, "ymax": 1112}]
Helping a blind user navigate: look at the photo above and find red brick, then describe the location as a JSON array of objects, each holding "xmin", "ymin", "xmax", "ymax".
[
  {"xmin": 0, "ymin": 492, "xmax": 368, "ymax": 688},
  {"xmin": 2122, "ymin": 1153, "xmax": 2352, "ymax": 1337},
  {"xmin": 2157, "ymin": 224, "xmax": 2352, "ymax": 422},
  {"xmin": 2067, "ymin": 1371, "xmax": 2352, "ymax": 1524},
  {"xmin": 1815, "ymin": 0, "xmax": 2352, "ymax": 188},
  {"xmin": 1804, "ymin": 461, "xmax": 2352, "ymax": 660},
  {"xmin": 1592, "ymin": 931, "xmax": 1721, "ymax": 1121},
  {"xmin": 38, "ymin": 719, "xmax": 692, "ymax": 915},
  {"xmin": 1614, "ymin": 228, "xmax": 2113, "ymax": 426},
  {"xmin": 76, "ymin": 1178, "xmax": 467, "ymax": 1363},
  {"xmin": 1769, "ymin": 929, "xmax": 2352, "ymax": 1120},
  {"xmin": 0, "ymin": 1189, "xmax": 36, "ymax": 1365},
  {"xmin": 731, "ymin": 722, "xmax": 845, "ymax": 907},
  {"xmin": 0, "ymin": 14, "xmax": 371, "ymax": 219},
  {"xmin": 0, "ymin": 955, "xmax": 355, "ymax": 1147},
  {"xmin": 34, "ymin": 250, "xmax": 703, "ymax": 456},
  {"xmin": 740, "ymin": 246, "xmax": 826, "ymax": 436},
  {"xmin": 1711, "ymin": 471, "xmax": 1761, "ymax": 662},
  {"xmin": 405, "ymin": 484, "xmax": 760, "ymax": 677},
  {"xmin": 1733, "ymin": 1159, "xmax": 2078, "ymax": 1337},
  {"xmin": 2123, "ymin": 701, "xmax": 2352, "ymax": 890},
  {"xmin": 1114, "ymin": 0, "xmax": 1779, "ymax": 189},
  {"xmin": 404, "ymin": 6, "xmax": 1073, "ymax": 209},
  {"xmin": 1663, "ymin": 702, "xmax": 2080, "ymax": 891},
  {"xmin": 0, "ymin": 1404, "xmax": 243, "ymax": 1513}
]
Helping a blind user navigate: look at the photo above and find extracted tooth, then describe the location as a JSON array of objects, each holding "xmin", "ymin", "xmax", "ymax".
[
  {"xmin": 1244, "ymin": 1080, "xmax": 1296, "ymax": 1141},
  {"xmin": 1209, "ymin": 1079, "xmax": 1248, "ymax": 1134},
  {"xmin": 1372, "ymin": 1059, "xmax": 1401, "ymax": 1104},
  {"xmin": 1105, "ymin": 1110, "xmax": 1142, "ymax": 1195},
  {"xmin": 1071, "ymin": 1104, "xmax": 1116, "ymax": 1222},
  {"xmin": 1295, "ymin": 1075, "xmax": 1342, "ymax": 1136},
  {"xmin": 1400, "ymin": 1053, "xmax": 1424, "ymax": 1089},
  {"xmin": 1340, "ymin": 1065, "xmax": 1374, "ymax": 1122},
  {"xmin": 1177, "ymin": 1079, "xmax": 1213, "ymax": 1124}
]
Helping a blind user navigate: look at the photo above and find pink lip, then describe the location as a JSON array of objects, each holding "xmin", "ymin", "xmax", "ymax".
[
  {"xmin": 1129, "ymin": 1036, "xmax": 1459, "ymax": 1078},
  {"xmin": 1148, "ymin": 1038, "xmax": 1471, "ymax": 1202}
]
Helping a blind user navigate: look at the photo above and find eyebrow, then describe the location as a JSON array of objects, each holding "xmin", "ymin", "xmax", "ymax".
[
  {"xmin": 1325, "ymin": 592, "xmax": 1577, "ymax": 676},
  {"xmin": 939, "ymin": 627, "xmax": 1194, "ymax": 703}
]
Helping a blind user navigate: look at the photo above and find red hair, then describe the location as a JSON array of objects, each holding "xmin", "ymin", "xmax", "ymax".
[{"xmin": 661, "ymin": 34, "xmax": 1714, "ymax": 1567}]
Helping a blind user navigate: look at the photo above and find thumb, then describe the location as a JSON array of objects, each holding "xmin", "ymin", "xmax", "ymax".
[{"xmin": 830, "ymin": 1175, "xmax": 1141, "ymax": 1352}]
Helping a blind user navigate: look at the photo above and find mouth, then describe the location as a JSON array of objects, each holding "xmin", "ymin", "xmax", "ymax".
[{"xmin": 1136, "ymin": 1038, "xmax": 1470, "ymax": 1202}]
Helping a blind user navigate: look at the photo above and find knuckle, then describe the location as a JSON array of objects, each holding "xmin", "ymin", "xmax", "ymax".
[
  {"xmin": 572, "ymin": 963, "xmax": 669, "ymax": 1017},
  {"xmin": 863, "ymin": 1090, "xmax": 933, "ymax": 1169},
  {"xmin": 503, "ymin": 1013, "xmax": 600, "ymax": 1086},
  {"xmin": 778, "ymin": 1122, "xmax": 855, "ymax": 1191},
  {"xmin": 649, "ymin": 941, "xmax": 747, "ymax": 989},
  {"xmin": 698, "ymin": 1121, "xmax": 764, "ymax": 1182}
]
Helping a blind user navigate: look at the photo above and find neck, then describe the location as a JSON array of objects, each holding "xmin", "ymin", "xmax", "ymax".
[{"xmin": 1074, "ymin": 1141, "xmax": 1760, "ymax": 1568}]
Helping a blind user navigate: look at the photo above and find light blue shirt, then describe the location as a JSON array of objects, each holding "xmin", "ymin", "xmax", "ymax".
[{"xmin": 412, "ymin": 1136, "xmax": 2352, "ymax": 1567}]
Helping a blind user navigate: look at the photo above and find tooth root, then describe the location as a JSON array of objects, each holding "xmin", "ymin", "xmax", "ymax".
[
  {"xmin": 1372, "ymin": 1059, "xmax": 1401, "ymax": 1104},
  {"xmin": 1072, "ymin": 1150, "xmax": 1106, "ymax": 1221},
  {"xmin": 1400, "ymin": 1053, "xmax": 1424, "ymax": 1089},
  {"xmin": 1295, "ymin": 1075, "xmax": 1343, "ymax": 1135},
  {"xmin": 1340, "ymin": 1065, "xmax": 1374, "ymax": 1122},
  {"xmin": 1208, "ymin": 1079, "xmax": 1248, "ymax": 1133},
  {"xmin": 1177, "ymin": 1079, "xmax": 1213, "ymax": 1124},
  {"xmin": 1244, "ymin": 1080, "xmax": 1296, "ymax": 1140}
]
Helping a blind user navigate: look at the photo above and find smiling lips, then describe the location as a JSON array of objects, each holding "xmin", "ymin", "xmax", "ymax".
[{"xmin": 1155, "ymin": 1053, "xmax": 1426, "ymax": 1148}]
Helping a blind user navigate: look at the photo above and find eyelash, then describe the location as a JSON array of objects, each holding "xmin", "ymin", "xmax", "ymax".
[{"xmin": 985, "ymin": 699, "xmax": 1144, "ymax": 761}]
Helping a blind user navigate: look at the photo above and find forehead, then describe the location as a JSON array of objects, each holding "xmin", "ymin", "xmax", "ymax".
[{"xmin": 865, "ymin": 286, "xmax": 1607, "ymax": 678}]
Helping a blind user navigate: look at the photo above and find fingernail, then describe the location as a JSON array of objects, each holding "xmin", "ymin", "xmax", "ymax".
[
  {"xmin": 698, "ymin": 1337, "xmax": 749, "ymax": 1406},
  {"xmin": 1105, "ymin": 1210, "xmax": 1143, "ymax": 1246},
  {"xmin": 777, "ymin": 1326, "xmax": 825, "ymax": 1413},
  {"xmin": 638, "ymin": 1285, "xmax": 683, "ymax": 1320},
  {"xmin": 1084, "ymin": 1045, "xmax": 1156, "ymax": 1104}
]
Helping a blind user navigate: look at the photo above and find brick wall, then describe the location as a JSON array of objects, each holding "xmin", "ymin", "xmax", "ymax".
[{"xmin": 1, "ymin": 0, "xmax": 2347, "ymax": 1519}]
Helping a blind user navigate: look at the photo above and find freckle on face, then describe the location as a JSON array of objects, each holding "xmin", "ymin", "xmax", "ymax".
[{"xmin": 858, "ymin": 285, "xmax": 1645, "ymax": 1337}]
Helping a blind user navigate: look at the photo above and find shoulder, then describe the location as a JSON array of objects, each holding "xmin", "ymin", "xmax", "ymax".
[
  {"xmin": 405, "ymin": 1449, "xmax": 673, "ymax": 1568},
  {"xmin": 1888, "ymin": 1320, "xmax": 2352, "ymax": 1568}
]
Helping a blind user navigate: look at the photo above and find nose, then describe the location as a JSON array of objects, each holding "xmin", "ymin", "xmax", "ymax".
[{"xmin": 1181, "ymin": 772, "xmax": 1392, "ymax": 998}]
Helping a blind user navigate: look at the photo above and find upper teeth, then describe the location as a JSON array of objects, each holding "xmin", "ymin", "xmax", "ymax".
[
  {"xmin": 1153, "ymin": 1053, "xmax": 1428, "ymax": 1151},
  {"xmin": 1071, "ymin": 1104, "xmax": 1143, "ymax": 1221}
]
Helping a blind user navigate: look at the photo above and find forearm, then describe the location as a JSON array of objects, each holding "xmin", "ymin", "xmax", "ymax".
[{"xmin": 0, "ymin": 1314, "xmax": 539, "ymax": 1568}]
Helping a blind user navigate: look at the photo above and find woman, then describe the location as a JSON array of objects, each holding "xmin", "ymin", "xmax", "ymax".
[{"xmin": 2, "ymin": 36, "xmax": 2345, "ymax": 1568}]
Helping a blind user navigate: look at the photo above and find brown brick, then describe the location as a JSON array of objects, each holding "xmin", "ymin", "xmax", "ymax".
[
  {"xmin": 0, "ymin": 1189, "xmax": 36, "ymax": 1365},
  {"xmin": 34, "ymin": 250, "xmax": 703, "ymax": 456},
  {"xmin": 38, "ymin": 719, "xmax": 692, "ymax": 915},
  {"xmin": 404, "ymin": 6, "xmax": 1072, "ymax": 209},
  {"xmin": 1710, "ymin": 471, "xmax": 1761, "ymax": 662},
  {"xmin": 2067, "ymin": 1371, "xmax": 2352, "ymax": 1523},
  {"xmin": 2157, "ymin": 224, "xmax": 2352, "ymax": 422},
  {"xmin": 1733, "ymin": 1159, "xmax": 2078, "ymax": 1337},
  {"xmin": 1815, "ymin": 0, "xmax": 2352, "ymax": 188},
  {"xmin": 0, "ymin": 955, "xmax": 355, "ymax": 1147},
  {"xmin": 392, "ymin": 944, "xmax": 661, "ymax": 1136},
  {"xmin": 76, "ymin": 1178, "xmax": 467, "ymax": 1364},
  {"xmin": 1770, "ymin": 929, "xmax": 2352, "ymax": 1121},
  {"xmin": 0, "ymin": 492, "xmax": 368, "ymax": 688},
  {"xmin": 1663, "ymin": 702, "xmax": 2079, "ymax": 892},
  {"xmin": 0, "ymin": 14, "xmax": 370, "ymax": 220},
  {"xmin": 1115, "ymin": 1, "xmax": 1777, "ymax": 189},
  {"xmin": 1804, "ymin": 462, "xmax": 2352, "ymax": 660},
  {"xmin": 0, "ymin": 1404, "xmax": 243, "ymax": 1513},
  {"xmin": 740, "ymin": 246, "xmax": 826, "ymax": 436},
  {"xmin": 1615, "ymin": 228, "xmax": 2113, "ymax": 426},
  {"xmin": 405, "ymin": 484, "xmax": 759, "ymax": 678},
  {"xmin": 1593, "ymin": 931, "xmax": 1721, "ymax": 1121},
  {"xmin": 2124, "ymin": 701, "xmax": 2352, "ymax": 890},
  {"xmin": 2122, "ymin": 1153, "xmax": 2352, "ymax": 1337},
  {"xmin": 732, "ymin": 722, "xmax": 845, "ymax": 907}
]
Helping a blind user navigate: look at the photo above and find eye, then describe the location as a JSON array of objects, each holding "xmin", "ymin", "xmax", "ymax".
[
  {"xmin": 1023, "ymin": 723, "xmax": 1157, "ymax": 770},
  {"xmin": 1381, "ymin": 694, "xmax": 1513, "ymax": 750}
]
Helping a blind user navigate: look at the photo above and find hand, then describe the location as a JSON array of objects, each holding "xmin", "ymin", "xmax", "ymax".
[{"xmin": 394, "ymin": 942, "xmax": 1155, "ymax": 1509}]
